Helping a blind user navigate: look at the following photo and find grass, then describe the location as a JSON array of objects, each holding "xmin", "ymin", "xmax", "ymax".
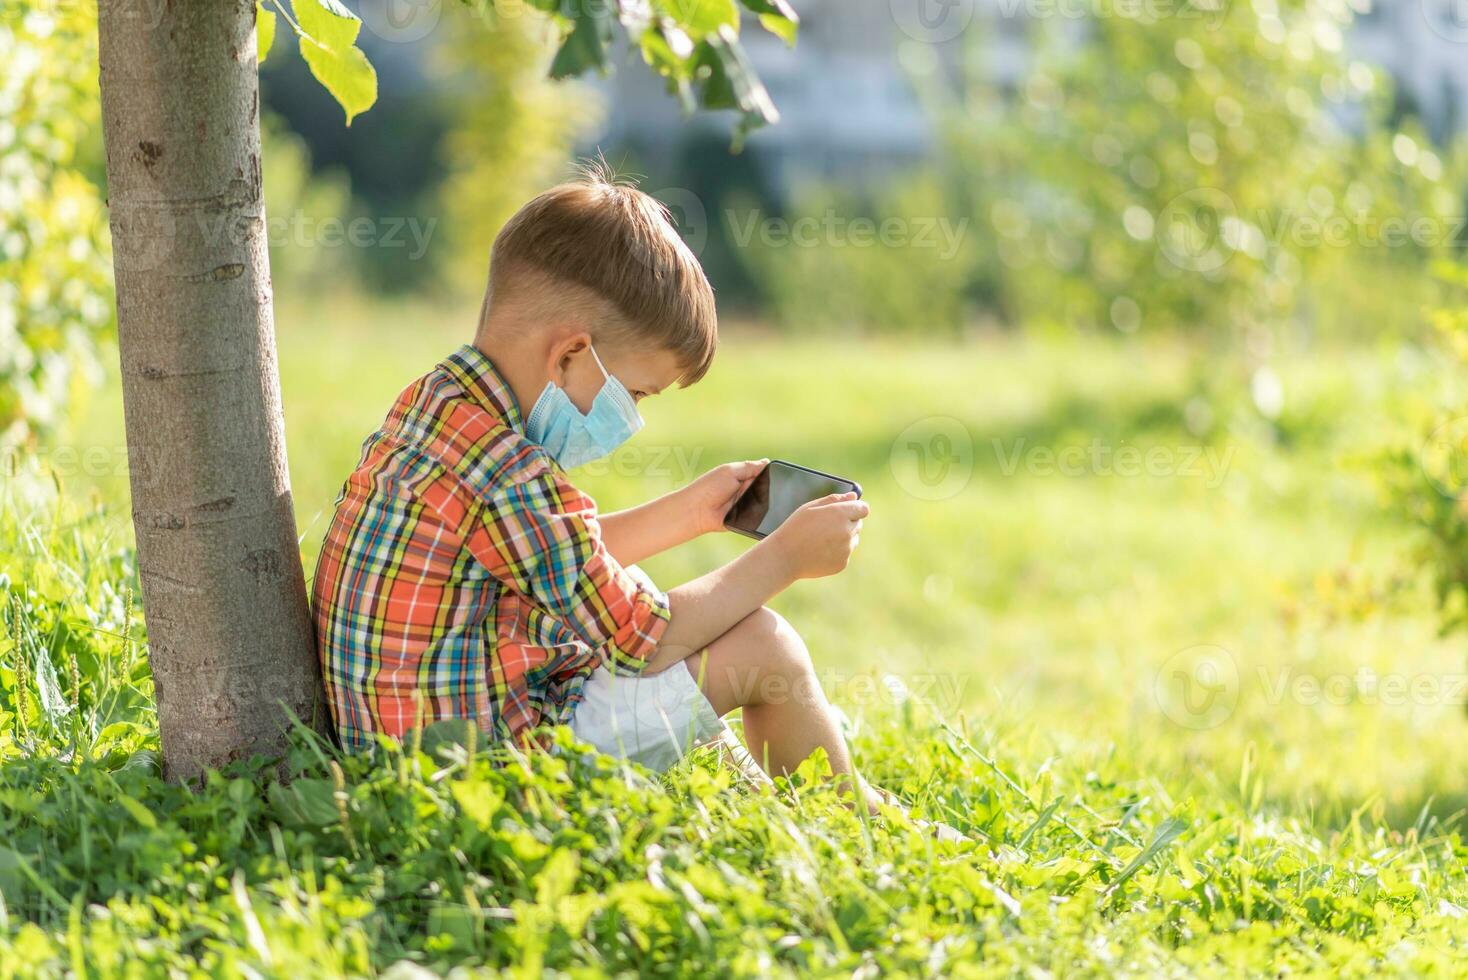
[{"xmin": 4, "ymin": 293, "xmax": 1468, "ymax": 974}]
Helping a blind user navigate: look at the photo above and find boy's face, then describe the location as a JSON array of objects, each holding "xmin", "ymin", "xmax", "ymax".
[{"xmin": 555, "ymin": 336, "xmax": 686, "ymax": 415}]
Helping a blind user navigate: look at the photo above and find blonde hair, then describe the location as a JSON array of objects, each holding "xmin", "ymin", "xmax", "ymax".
[{"xmin": 482, "ymin": 162, "xmax": 718, "ymax": 386}]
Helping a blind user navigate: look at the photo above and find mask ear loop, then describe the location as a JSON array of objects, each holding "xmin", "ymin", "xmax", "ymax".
[
  {"xmin": 586, "ymin": 343, "xmax": 611, "ymax": 381},
  {"xmin": 585, "ymin": 343, "xmax": 642, "ymax": 426}
]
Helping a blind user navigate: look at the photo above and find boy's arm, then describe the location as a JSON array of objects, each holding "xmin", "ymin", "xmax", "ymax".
[
  {"xmin": 641, "ymin": 492, "xmax": 868, "ymax": 674},
  {"xmin": 638, "ymin": 539, "xmax": 794, "ymax": 673},
  {"xmin": 470, "ymin": 468, "xmax": 864, "ymax": 679},
  {"xmin": 597, "ymin": 491, "xmax": 698, "ymax": 567},
  {"xmin": 470, "ymin": 472, "xmax": 677, "ymax": 677},
  {"xmin": 599, "ymin": 460, "xmax": 766, "ymax": 566}
]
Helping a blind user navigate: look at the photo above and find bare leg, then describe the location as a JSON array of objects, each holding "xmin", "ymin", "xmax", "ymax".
[{"xmin": 683, "ymin": 607, "xmax": 880, "ymax": 812}]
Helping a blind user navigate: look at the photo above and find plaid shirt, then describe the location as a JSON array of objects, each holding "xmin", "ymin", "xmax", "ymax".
[{"xmin": 311, "ymin": 344, "xmax": 671, "ymax": 751}]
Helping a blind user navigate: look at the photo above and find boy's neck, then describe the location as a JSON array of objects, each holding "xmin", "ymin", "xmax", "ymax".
[{"xmin": 471, "ymin": 330, "xmax": 544, "ymax": 425}]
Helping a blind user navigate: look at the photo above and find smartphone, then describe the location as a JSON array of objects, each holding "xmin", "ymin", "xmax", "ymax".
[{"xmin": 723, "ymin": 460, "xmax": 863, "ymax": 540}]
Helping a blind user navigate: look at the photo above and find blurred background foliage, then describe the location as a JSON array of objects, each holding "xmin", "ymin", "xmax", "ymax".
[
  {"xmin": 19, "ymin": 0, "xmax": 1464, "ymax": 342},
  {"xmin": 0, "ymin": 5, "xmax": 112, "ymax": 447},
  {"xmin": 939, "ymin": 0, "xmax": 1467, "ymax": 346},
  {"xmin": 432, "ymin": 3, "xmax": 600, "ymax": 292},
  {"xmin": 261, "ymin": 116, "xmax": 354, "ymax": 291},
  {"xmin": 736, "ymin": 174, "xmax": 977, "ymax": 334},
  {"xmin": 7, "ymin": 0, "xmax": 1468, "ymax": 635}
]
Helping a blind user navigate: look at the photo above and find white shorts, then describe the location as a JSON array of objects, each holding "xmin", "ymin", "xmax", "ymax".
[{"xmin": 569, "ymin": 661, "xmax": 723, "ymax": 773}]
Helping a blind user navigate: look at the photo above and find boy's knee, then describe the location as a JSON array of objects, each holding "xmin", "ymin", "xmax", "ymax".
[
  {"xmin": 745, "ymin": 606, "xmax": 805, "ymax": 656},
  {"xmin": 744, "ymin": 607, "xmax": 820, "ymax": 698}
]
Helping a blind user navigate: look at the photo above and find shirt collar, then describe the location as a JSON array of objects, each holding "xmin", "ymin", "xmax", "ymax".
[{"xmin": 443, "ymin": 344, "xmax": 525, "ymax": 432}]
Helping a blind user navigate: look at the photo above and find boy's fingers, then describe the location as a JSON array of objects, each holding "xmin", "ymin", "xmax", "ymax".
[{"xmin": 723, "ymin": 476, "xmax": 757, "ymax": 507}]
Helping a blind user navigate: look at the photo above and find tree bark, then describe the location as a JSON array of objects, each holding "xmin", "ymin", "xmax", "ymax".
[{"xmin": 98, "ymin": 0, "xmax": 326, "ymax": 781}]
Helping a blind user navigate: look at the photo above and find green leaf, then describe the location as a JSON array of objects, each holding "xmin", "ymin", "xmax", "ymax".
[
  {"xmin": 698, "ymin": 26, "xmax": 779, "ymax": 149},
  {"xmin": 757, "ymin": 12, "xmax": 796, "ymax": 46},
  {"xmin": 535, "ymin": 849, "xmax": 580, "ymax": 905},
  {"xmin": 739, "ymin": 0, "xmax": 799, "ymax": 45},
  {"xmin": 449, "ymin": 779, "xmax": 504, "ymax": 829},
  {"xmin": 662, "ymin": 0, "xmax": 738, "ymax": 38},
  {"xmin": 637, "ymin": 21, "xmax": 699, "ymax": 114},
  {"xmin": 257, "ymin": 2, "xmax": 277, "ymax": 66},
  {"xmin": 737, "ymin": 0, "xmax": 796, "ymax": 18},
  {"xmin": 426, "ymin": 905, "xmax": 477, "ymax": 952},
  {"xmin": 642, "ymin": 21, "xmax": 695, "ymax": 71},
  {"xmin": 1105, "ymin": 816, "xmax": 1189, "ymax": 900},
  {"xmin": 294, "ymin": 0, "xmax": 378, "ymax": 125},
  {"xmin": 30, "ymin": 651, "xmax": 68, "ymax": 727},
  {"xmin": 116, "ymin": 795, "xmax": 157, "ymax": 830},
  {"xmin": 549, "ymin": 8, "xmax": 611, "ymax": 79},
  {"xmin": 268, "ymin": 778, "xmax": 339, "ymax": 828}
]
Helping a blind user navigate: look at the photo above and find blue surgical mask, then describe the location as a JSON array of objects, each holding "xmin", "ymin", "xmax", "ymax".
[{"xmin": 524, "ymin": 344, "xmax": 644, "ymax": 469}]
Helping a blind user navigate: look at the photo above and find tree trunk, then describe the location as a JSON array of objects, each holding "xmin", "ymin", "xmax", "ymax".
[{"xmin": 98, "ymin": 0, "xmax": 326, "ymax": 781}]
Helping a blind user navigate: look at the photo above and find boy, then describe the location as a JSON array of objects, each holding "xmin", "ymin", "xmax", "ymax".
[{"xmin": 312, "ymin": 169, "xmax": 875, "ymax": 806}]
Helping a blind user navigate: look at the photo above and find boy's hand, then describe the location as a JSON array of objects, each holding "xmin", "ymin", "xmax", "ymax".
[
  {"xmin": 765, "ymin": 492, "xmax": 868, "ymax": 580},
  {"xmin": 683, "ymin": 459, "xmax": 769, "ymax": 536}
]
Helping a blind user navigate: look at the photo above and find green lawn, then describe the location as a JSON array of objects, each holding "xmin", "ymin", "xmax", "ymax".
[{"xmin": 5, "ymin": 295, "xmax": 1468, "ymax": 974}]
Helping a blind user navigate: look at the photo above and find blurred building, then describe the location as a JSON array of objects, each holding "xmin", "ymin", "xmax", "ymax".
[
  {"xmin": 1353, "ymin": 0, "xmax": 1468, "ymax": 143},
  {"xmin": 587, "ymin": 0, "xmax": 1005, "ymax": 196},
  {"xmin": 590, "ymin": 0, "xmax": 1468, "ymax": 197}
]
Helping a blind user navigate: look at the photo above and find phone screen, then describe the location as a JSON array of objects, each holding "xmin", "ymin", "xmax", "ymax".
[{"xmin": 724, "ymin": 461, "xmax": 861, "ymax": 539}]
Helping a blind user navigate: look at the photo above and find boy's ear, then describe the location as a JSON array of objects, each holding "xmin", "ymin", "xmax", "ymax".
[{"xmin": 547, "ymin": 329, "xmax": 593, "ymax": 384}]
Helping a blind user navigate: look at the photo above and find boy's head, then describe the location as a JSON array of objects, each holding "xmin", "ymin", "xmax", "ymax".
[{"xmin": 475, "ymin": 165, "xmax": 717, "ymax": 419}]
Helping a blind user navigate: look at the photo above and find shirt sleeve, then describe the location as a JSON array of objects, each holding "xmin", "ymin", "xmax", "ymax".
[{"xmin": 467, "ymin": 471, "xmax": 670, "ymax": 675}]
